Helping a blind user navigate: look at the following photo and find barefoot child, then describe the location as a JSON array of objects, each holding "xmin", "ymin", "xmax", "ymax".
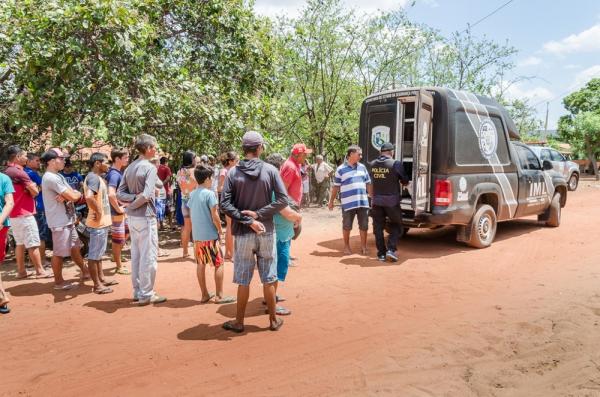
[{"xmin": 186, "ymin": 165, "xmax": 235, "ymax": 304}]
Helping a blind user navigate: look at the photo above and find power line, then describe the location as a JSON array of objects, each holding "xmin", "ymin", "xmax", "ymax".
[{"xmin": 462, "ymin": 0, "xmax": 516, "ymax": 33}]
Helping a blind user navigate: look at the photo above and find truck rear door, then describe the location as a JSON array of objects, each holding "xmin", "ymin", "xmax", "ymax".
[{"xmin": 412, "ymin": 89, "xmax": 434, "ymax": 215}]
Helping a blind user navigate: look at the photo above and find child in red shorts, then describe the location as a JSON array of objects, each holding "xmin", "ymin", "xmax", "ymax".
[{"xmin": 186, "ymin": 165, "xmax": 235, "ymax": 304}]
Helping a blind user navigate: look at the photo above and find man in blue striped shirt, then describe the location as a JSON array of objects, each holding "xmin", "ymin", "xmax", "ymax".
[{"xmin": 328, "ymin": 145, "xmax": 372, "ymax": 255}]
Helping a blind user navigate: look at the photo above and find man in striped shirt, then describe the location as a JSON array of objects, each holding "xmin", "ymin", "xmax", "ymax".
[{"xmin": 328, "ymin": 145, "xmax": 372, "ymax": 255}]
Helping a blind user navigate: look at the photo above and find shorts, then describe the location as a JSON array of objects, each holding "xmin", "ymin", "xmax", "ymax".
[
  {"xmin": 233, "ymin": 232, "xmax": 278, "ymax": 286},
  {"xmin": 0, "ymin": 227, "xmax": 8, "ymax": 263},
  {"xmin": 342, "ymin": 207, "xmax": 369, "ymax": 231},
  {"xmin": 181, "ymin": 199, "xmax": 190, "ymax": 218},
  {"xmin": 88, "ymin": 227, "xmax": 109, "ymax": 261},
  {"xmin": 111, "ymin": 215, "xmax": 129, "ymax": 245},
  {"xmin": 10, "ymin": 215, "xmax": 40, "ymax": 248},
  {"xmin": 156, "ymin": 198, "xmax": 167, "ymax": 221},
  {"xmin": 194, "ymin": 240, "xmax": 224, "ymax": 268},
  {"xmin": 34, "ymin": 211, "xmax": 52, "ymax": 243},
  {"xmin": 51, "ymin": 224, "xmax": 82, "ymax": 257}
]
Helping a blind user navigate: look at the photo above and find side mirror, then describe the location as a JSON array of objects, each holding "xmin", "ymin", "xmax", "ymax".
[{"xmin": 542, "ymin": 160, "xmax": 553, "ymax": 171}]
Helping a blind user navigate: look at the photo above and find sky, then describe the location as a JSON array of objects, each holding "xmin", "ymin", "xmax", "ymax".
[{"xmin": 253, "ymin": 0, "xmax": 600, "ymax": 130}]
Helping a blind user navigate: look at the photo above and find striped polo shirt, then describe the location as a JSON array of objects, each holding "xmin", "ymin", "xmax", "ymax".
[{"xmin": 333, "ymin": 162, "xmax": 371, "ymax": 211}]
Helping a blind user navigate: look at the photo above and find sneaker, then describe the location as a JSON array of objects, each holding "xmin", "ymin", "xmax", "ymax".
[
  {"xmin": 377, "ymin": 254, "xmax": 386, "ymax": 262},
  {"xmin": 385, "ymin": 250, "xmax": 398, "ymax": 263},
  {"xmin": 138, "ymin": 294, "xmax": 167, "ymax": 306}
]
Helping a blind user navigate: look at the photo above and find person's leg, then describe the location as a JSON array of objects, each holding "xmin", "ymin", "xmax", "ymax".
[
  {"xmin": 371, "ymin": 206, "xmax": 387, "ymax": 258},
  {"xmin": 0, "ymin": 270, "xmax": 9, "ymax": 307},
  {"xmin": 22, "ymin": 216, "xmax": 45, "ymax": 275},
  {"xmin": 276, "ymin": 239, "xmax": 290, "ymax": 284},
  {"xmin": 195, "ymin": 254, "xmax": 210, "ymax": 301},
  {"xmin": 15, "ymin": 244, "xmax": 28, "ymax": 277},
  {"xmin": 214, "ymin": 263, "xmax": 224, "ymax": 300},
  {"xmin": 235, "ymin": 285, "xmax": 250, "ymax": 324},
  {"xmin": 226, "ymin": 234, "xmax": 254, "ymax": 329},
  {"xmin": 263, "ymin": 281, "xmax": 279, "ymax": 324},
  {"xmin": 138, "ymin": 217, "xmax": 159, "ymax": 302},
  {"xmin": 257, "ymin": 233, "xmax": 284, "ymax": 328},
  {"xmin": 87, "ymin": 259, "xmax": 102, "ymax": 289},
  {"xmin": 341, "ymin": 209, "xmax": 355, "ymax": 254},
  {"xmin": 358, "ymin": 208, "xmax": 369, "ymax": 254},
  {"xmin": 50, "ymin": 227, "xmax": 72, "ymax": 287},
  {"xmin": 111, "ymin": 217, "xmax": 128, "ymax": 273},
  {"xmin": 51, "ymin": 255, "xmax": 66, "ymax": 285},
  {"xmin": 384, "ymin": 206, "xmax": 403, "ymax": 253},
  {"xmin": 182, "ymin": 217, "xmax": 192, "ymax": 257},
  {"xmin": 0, "ymin": 227, "xmax": 10, "ymax": 306},
  {"xmin": 27, "ymin": 246, "xmax": 48, "ymax": 276},
  {"xmin": 225, "ymin": 216, "xmax": 233, "ymax": 259},
  {"xmin": 128, "ymin": 217, "xmax": 141, "ymax": 300},
  {"xmin": 39, "ymin": 241, "xmax": 48, "ymax": 267},
  {"xmin": 69, "ymin": 247, "xmax": 89, "ymax": 281}
]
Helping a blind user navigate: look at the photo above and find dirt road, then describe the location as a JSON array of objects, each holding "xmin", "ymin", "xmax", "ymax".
[{"xmin": 2, "ymin": 180, "xmax": 600, "ymax": 396}]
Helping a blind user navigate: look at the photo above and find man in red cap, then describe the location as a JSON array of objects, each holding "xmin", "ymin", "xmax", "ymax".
[{"xmin": 280, "ymin": 143, "xmax": 312, "ymax": 206}]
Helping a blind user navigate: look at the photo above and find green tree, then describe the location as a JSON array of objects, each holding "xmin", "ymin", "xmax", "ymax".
[{"xmin": 558, "ymin": 78, "xmax": 600, "ymax": 178}]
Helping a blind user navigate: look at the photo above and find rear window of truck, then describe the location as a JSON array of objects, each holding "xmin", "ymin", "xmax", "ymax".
[{"xmin": 454, "ymin": 111, "xmax": 511, "ymax": 167}]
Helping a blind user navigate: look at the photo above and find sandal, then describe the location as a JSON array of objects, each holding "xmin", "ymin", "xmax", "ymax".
[
  {"xmin": 214, "ymin": 296, "xmax": 236, "ymax": 304},
  {"xmin": 222, "ymin": 321, "xmax": 244, "ymax": 333},
  {"xmin": 0, "ymin": 304, "xmax": 10, "ymax": 314},
  {"xmin": 115, "ymin": 267, "xmax": 130, "ymax": 275},
  {"xmin": 200, "ymin": 292, "xmax": 215, "ymax": 304},
  {"xmin": 101, "ymin": 279, "xmax": 119, "ymax": 287},
  {"xmin": 17, "ymin": 271, "xmax": 34, "ymax": 279},
  {"xmin": 93, "ymin": 286, "xmax": 113, "ymax": 294},
  {"xmin": 34, "ymin": 272, "xmax": 54, "ymax": 279},
  {"xmin": 265, "ymin": 306, "xmax": 292, "ymax": 316},
  {"xmin": 53, "ymin": 283, "xmax": 78, "ymax": 291},
  {"xmin": 270, "ymin": 318, "xmax": 284, "ymax": 331}
]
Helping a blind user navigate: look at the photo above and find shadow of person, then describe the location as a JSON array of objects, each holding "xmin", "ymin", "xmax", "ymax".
[
  {"xmin": 340, "ymin": 256, "xmax": 405, "ymax": 267},
  {"xmin": 84, "ymin": 298, "xmax": 203, "ymax": 313},
  {"xmin": 6, "ymin": 281, "xmax": 93, "ymax": 303},
  {"xmin": 215, "ymin": 297, "xmax": 265, "ymax": 319},
  {"xmin": 177, "ymin": 323, "xmax": 267, "ymax": 341}
]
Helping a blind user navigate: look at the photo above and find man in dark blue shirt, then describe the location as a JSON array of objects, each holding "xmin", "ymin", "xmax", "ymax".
[
  {"xmin": 369, "ymin": 142, "xmax": 409, "ymax": 262},
  {"xmin": 59, "ymin": 159, "xmax": 83, "ymax": 192}
]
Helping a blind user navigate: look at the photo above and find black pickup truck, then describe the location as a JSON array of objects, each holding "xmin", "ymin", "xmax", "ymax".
[{"xmin": 359, "ymin": 87, "xmax": 568, "ymax": 248}]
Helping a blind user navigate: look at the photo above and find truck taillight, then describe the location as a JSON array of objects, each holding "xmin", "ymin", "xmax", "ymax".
[{"xmin": 434, "ymin": 179, "xmax": 452, "ymax": 206}]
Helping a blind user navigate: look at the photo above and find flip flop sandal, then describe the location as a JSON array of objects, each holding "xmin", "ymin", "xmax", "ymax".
[
  {"xmin": 115, "ymin": 268, "xmax": 131, "ymax": 275},
  {"xmin": 214, "ymin": 296, "xmax": 236, "ymax": 304},
  {"xmin": 102, "ymin": 280, "xmax": 119, "ymax": 286},
  {"xmin": 269, "ymin": 318, "xmax": 284, "ymax": 331},
  {"xmin": 93, "ymin": 287, "xmax": 113, "ymax": 294},
  {"xmin": 262, "ymin": 295, "xmax": 286, "ymax": 305},
  {"xmin": 265, "ymin": 306, "xmax": 292, "ymax": 316},
  {"xmin": 35, "ymin": 273, "xmax": 54, "ymax": 279},
  {"xmin": 200, "ymin": 292, "xmax": 215, "ymax": 304},
  {"xmin": 53, "ymin": 283, "xmax": 77, "ymax": 291},
  {"xmin": 0, "ymin": 304, "xmax": 10, "ymax": 314},
  {"xmin": 17, "ymin": 272, "xmax": 34, "ymax": 279},
  {"xmin": 222, "ymin": 321, "xmax": 244, "ymax": 333}
]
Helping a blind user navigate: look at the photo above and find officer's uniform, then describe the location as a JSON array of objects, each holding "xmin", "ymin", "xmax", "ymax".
[{"xmin": 369, "ymin": 144, "xmax": 409, "ymax": 259}]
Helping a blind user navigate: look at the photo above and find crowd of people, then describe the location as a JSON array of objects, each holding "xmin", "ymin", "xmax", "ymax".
[{"xmin": 0, "ymin": 132, "xmax": 408, "ymax": 332}]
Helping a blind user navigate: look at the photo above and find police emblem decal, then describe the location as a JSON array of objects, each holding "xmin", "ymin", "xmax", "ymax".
[
  {"xmin": 371, "ymin": 125, "xmax": 390, "ymax": 150},
  {"xmin": 478, "ymin": 119, "xmax": 498, "ymax": 159}
]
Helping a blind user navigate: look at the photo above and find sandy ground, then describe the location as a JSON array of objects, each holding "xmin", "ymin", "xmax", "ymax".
[{"xmin": 2, "ymin": 178, "xmax": 600, "ymax": 397}]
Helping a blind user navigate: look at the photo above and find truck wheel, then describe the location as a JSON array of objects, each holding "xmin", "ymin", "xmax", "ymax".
[
  {"xmin": 466, "ymin": 204, "xmax": 497, "ymax": 248},
  {"xmin": 568, "ymin": 173, "xmax": 578, "ymax": 191},
  {"xmin": 545, "ymin": 192, "xmax": 561, "ymax": 227}
]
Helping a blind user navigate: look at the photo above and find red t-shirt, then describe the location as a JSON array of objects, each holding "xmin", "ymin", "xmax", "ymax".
[
  {"xmin": 280, "ymin": 158, "xmax": 302, "ymax": 204},
  {"xmin": 4, "ymin": 164, "xmax": 36, "ymax": 217},
  {"xmin": 157, "ymin": 164, "xmax": 172, "ymax": 194}
]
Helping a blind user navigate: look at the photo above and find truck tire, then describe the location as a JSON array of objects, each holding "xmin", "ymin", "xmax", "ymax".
[
  {"xmin": 568, "ymin": 173, "xmax": 578, "ymax": 191},
  {"xmin": 545, "ymin": 192, "xmax": 561, "ymax": 227},
  {"xmin": 466, "ymin": 204, "xmax": 497, "ymax": 249}
]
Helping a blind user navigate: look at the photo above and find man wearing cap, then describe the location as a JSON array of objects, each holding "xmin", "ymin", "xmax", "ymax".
[
  {"xmin": 41, "ymin": 148, "xmax": 90, "ymax": 290},
  {"xmin": 220, "ymin": 130, "xmax": 288, "ymax": 332},
  {"xmin": 280, "ymin": 143, "xmax": 312, "ymax": 206},
  {"xmin": 369, "ymin": 142, "xmax": 409, "ymax": 262},
  {"xmin": 3, "ymin": 145, "xmax": 50, "ymax": 279}
]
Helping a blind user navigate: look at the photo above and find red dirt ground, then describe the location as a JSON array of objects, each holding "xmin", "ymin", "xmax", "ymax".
[{"xmin": 2, "ymin": 179, "xmax": 600, "ymax": 396}]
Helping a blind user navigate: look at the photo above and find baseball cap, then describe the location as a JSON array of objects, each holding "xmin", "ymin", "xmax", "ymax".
[
  {"xmin": 200, "ymin": 154, "xmax": 209, "ymax": 162},
  {"xmin": 380, "ymin": 142, "xmax": 395, "ymax": 152},
  {"xmin": 242, "ymin": 130, "xmax": 264, "ymax": 147},
  {"xmin": 292, "ymin": 143, "xmax": 313, "ymax": 155},
  {"xmin": 40, "ymin": 148, "xmax": 68, "ymax": 164}
]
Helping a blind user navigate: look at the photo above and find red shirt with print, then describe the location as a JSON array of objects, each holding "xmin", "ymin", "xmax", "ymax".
[
  {"xmin": 280, "ymin": 158, "xmax": 302, "ymax": 204},
  {"xmin": 4, "ymin": 163, "xmax": 36, "ymax": 217}
]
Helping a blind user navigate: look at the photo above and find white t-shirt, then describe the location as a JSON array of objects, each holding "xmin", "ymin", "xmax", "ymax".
[
  {"xmin": 42, "ymin": 172, "xmax": 75, "ymax": 228},
  {"xmin": 311, "ymin": 162, "xmax": 333, "ymax": 183}
]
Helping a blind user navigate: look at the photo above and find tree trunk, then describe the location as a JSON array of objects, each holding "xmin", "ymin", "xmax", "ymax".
[{"xmin": 587, "ymin": 150, "xmax": 599, "ymax": 180}]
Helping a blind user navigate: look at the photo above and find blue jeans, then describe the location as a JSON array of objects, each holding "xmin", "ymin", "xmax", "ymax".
[
  {"xmin": 88, "ymin": 227, "xmax": 109, "ymax": 261},
  {"xmin": 277, "ymin": 239, "xmax": 291, "ymax": 282},
  {"xmin": 129, "ymin": 216, "xmax": 158, "ymax": 300}
]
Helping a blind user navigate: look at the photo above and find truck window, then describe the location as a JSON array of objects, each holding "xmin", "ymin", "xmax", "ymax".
[
  {"xmin": 516, "ymin": 145, "xmax": 541, "ymax": 170},
  {"xmin": 455, "ymin": 112, "xmax": 510, "ymax": 166},
  {"xmin": 550, "ymin": 150, "xmax": 565, "ymax": 161},
  {"xmin": 540, "ymin": 150, "xmax": 551, "ymax": 161}
]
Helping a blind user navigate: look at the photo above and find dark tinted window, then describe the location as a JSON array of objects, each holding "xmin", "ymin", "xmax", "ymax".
[
  {"xmin": 516, "ymin": 145, "xmax": 541, "ymax": 170},
  {"xmin": 540, "ymin": 150, "xmax": 551, "ymax": 161},
  {"xmin": 455, "ymin": 112, "xmax": 510, "ymax": 166},
  {"xmin": 550, "ymin": 150, "xmax": 565, "ymax": 161}
]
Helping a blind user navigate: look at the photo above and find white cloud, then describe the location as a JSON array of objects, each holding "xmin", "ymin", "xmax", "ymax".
[
  {"xmin": 571, "ymin": 64, "xmax": 600, "ymax": 88},
  {"xmin": 564, "ymin": 64, "xmax": 580, "ymax": 70},
  {"xmin": 504, "ymin": 83, "xmax": 554, "ymax": 103},
  {"xmin": 543, "ymin": 24, "xmax": 600, "ymax": 55},
  {"xmin": 517, "ymin": 56, "xmax": 542, "ymax": 67},
  {"xmin": 253, "ymin": 0, "xmax": 412, "ymax": 19}
]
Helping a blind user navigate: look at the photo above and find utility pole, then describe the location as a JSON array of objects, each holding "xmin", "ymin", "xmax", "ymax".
[{"xmin": 544, "ymin": 101, "xmax": 549, "ymax": 132}]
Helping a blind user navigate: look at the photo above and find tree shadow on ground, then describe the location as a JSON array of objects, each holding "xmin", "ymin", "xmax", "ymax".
[
  {"xmin": 84, "ymin": 298, "xmax": 204, "ymax": 313},
  {"xmin": 314, "ymin": 218, "xmax": 547, "ymax": 263},
  {"xmin": 177, "ymin": 323, "xmax": 268, "ymax": 341},
  {"xmin": 6, "ymin": 281, "xmax": 93, "ymax": 303}
]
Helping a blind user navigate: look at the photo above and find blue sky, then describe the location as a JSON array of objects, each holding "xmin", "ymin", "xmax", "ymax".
[{"xmin": 253, "ymin": 0, "xmax": 600, "ymax": 130}]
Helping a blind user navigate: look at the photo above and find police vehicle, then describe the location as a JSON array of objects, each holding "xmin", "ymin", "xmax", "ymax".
[{"xmin": 359, "ymin": 87, "xmax": 568, "ymax": 248}]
